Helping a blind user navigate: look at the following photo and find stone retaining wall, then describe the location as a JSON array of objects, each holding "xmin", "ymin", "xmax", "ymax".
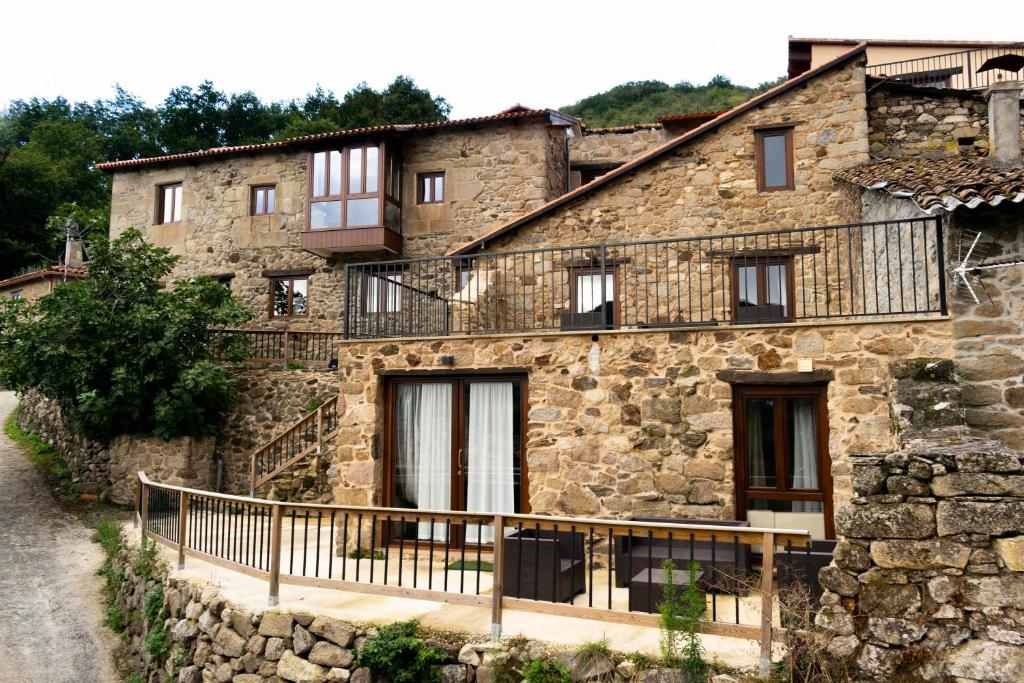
[{"xmin": 817, "ymin": 439, "xmax": 1024, "ymax": 681}]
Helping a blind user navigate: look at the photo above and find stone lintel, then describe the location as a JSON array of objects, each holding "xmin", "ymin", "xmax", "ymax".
[{"xmin": 715, "ymin": 369, "xmax": 834, "ymax": 385}]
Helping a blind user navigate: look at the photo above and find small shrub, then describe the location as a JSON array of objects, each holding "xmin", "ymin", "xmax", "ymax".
[
  {"xmin": 133, "ymin": 536, "xmax": 161, "ymax": 580},
  {"xmin": 105, "ymin": 603, "xmax": 125, "ymax": 632},
  {"xmin": 144, "ymin": 620, "xmax": 170, "ymax": 660},
  {"xmin": 354, "ymin": 620, "xmax": 447, "ymax": 683},
  {"xmin": 657, "ymin": 559, "xmax": 706, "ymax": 676},
  {"xmin": 522, "ymin": 658, "xmax": 572, "ymax": 683},
  {"xmin": 305, "ymin": 396, "xmax": 324, "ymax": 413},
  {"xmin": 626, "ymin": 651, "xmax": 656, "ymax": 671},
  {"xmin": 144, "ymin": 585, "xmax": 164, "ymax": 623},
  {"xmin": 125, "ymin": 673, "xmax": 144, "ymax": 683},
  {"xmin": 348, "ymin": 548, "xmax": 386, "ymax": 560}
]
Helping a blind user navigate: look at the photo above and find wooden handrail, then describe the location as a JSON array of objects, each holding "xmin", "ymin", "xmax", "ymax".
[
  {"xmin": 139, "ymin": 470, "xmax": 810, "ymax": 659},
  {"xmin": 249, "ymin": 394, "xmax": 341, "ymax": 494}
]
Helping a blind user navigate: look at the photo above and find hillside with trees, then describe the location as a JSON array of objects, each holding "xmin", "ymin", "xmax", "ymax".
[
  {"xmin": 0, "ymin": 77, "xmax": 450, "ymax": 280},
  {"xmin": 561, "ymin": 75, "xmax": 785, "ymax": 128}
]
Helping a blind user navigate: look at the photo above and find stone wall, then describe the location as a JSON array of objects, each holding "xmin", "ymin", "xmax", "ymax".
[
  {"xmin": 330, "ymin": 320, "xmax": 952, "ymax": 521},
  {"xmin": 488, "ymin": 59, "xmax": 869, "ymax": 252},
  {"xmin": 15, "ymin": 389, "xmax": 215, "ymax": 504},
  {"xmin": 216, "ymin": 368, "xmax": 339, "ymax": 498},
  {"xmin": 109, "ymin": 119, "xmax": 569, "ymax": 331},
  {"xmin": 570, "ymin": 125, "xmax": 666, "ymax": 164},
  {"xmin": 818, "ymin": 437, "xmax": 1024, "ymax": 682},
  {"xmin": 867, "ymin": 82, "xmax": 1024, "ymax": 160}
]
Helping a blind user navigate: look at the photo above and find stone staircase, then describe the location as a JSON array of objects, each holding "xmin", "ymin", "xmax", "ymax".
[{"xmin": 249, "ymin": 394, "xmax": 340, "ymax": 502}]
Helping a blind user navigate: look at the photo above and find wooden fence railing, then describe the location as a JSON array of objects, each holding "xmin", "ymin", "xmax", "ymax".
[
  {"xmin": 210, "ymin": 328, "xmax": 344, "ymax": 367},
  {"xmin": 137, "ymin": 473, "xmax": 814, "ymax": 673},
  {"xmin": 249, "ymin": 395, "xmax": 340, "ymax": 495}
]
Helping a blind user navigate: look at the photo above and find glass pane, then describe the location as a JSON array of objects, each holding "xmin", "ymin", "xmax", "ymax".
[
  {"xmin": 291, "ymin": 279, "xmax": 308, "ymax": 315},
  {"xmin": 346, "ymin": 198, "xmax": 378, "ymax": 227},
  {"xmin": 746, "ymin": 398, "xmax": 776, "ymax": 487},
  {"xmin": 266, "ymin": 187, "xmax": 275, "ymax": 213},
  {"xmin": 464, "ymin": 382, "xmax": 519, "ymax": 543},
  {"xmin": 575, "ymin": 272, "xmax": 615, "ymax": 313},
  {"xmin": 162, "ymin": 187, "xmax": 174, "ymax": 223},
  {"xmin": 313, "ymin": 152, "xmax": 327, "ymax": 197},
  {"xmin": 365, "ymin": 146, "xmax": 379, "ymax": 193},
  {"xmin": 254, "ymin": 189, "xmax": 265, "ymax": 215},
  {"xmin": 762, "ymin": 133, "xmax": 789, "ymax": 188},
  {"xmin": 787, "ymin": 398, "xmax": 819, "ymax": 490},
  {"xmin": 433, "ymin": 175, "xmax": 444, "ymax": 202},
  {"xmin": 310, "ymin": 201, "xmax": 341, "ymax": 229},
  {"xmin": 766, "ymin": 264, "xmax": 788, "ymax": 315},
  {"xmin": 273, "ymin": 280, "xmax": 289, "ymax": 316},
  {"xmin": 422, "ymin": 175, "xmax": 432, "ymax": 202},
  {"xmin": 393, "ymin": 383, "xmax": 452, "ymax": 541},
  {"xmin": 349, "ymin": 147, "xmax": 362, "ymax": 194},
  {"xmin": 328, "ymin": 151, "xmax": 342, "ymax": 195},
  {"xmin": 737, "ymin": 265, "xmax": 758, "ymax": 307},
  {"xmin": 386, "ymin": 155, "xmax": 393, "ymax": 196},
  {"xmin": 173, "ymin": 186, "xmax": 182, "ymax": 222}
]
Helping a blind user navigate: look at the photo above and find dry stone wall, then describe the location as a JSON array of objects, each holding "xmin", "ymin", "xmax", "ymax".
[
  {"xmin": 818, "ymin": 438, "xmax": 1024, "ymax": 682},
  {"xmin": 330, "ymin": 320, "xmax": 952, "ymax": 518}
]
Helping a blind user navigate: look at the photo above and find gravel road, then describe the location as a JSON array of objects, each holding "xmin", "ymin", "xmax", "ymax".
[{"xmin": 0, "ymin": 391, "xmax": 119, "ymax": 682}]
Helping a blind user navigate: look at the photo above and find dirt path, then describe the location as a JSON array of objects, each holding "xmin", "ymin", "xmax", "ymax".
[{"xmin": 0, "ymin": 391, "xmax": 119, "ymax": 683}]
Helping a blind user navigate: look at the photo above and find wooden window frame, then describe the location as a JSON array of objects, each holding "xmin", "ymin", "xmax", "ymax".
[
  {"xmin": 416, "ymin": 171, "xmax": 445, "ymax": 204},
  {"xmin": 381, "ymin": 372, "xmax": 531, "ymax": 548},
  {"xmin": 267, "ymin": 276, "xmax": 309, "ymax": 318},
  {"xmin": 569, "ymin": 265, "xmax": 621, "ymax": 328},
  {"xmin": 730, "ymin": 256, "xmax": 796, "ymax": 323},
  {"xmin": 307, "ymin": 143, "xmax": 386, "ymax": 230},
  {"xmin": 732, "ymin": 383, "xmax": 834, "ymax": 538},
  {"xmin": 754, "ymin": 127, "xmax": 795, "ymax": 192},
  {"xmin": 250, "ymin": 184, "xmax": 277, "ymax": 216},
  {"xmin": 157, "ymin": 182, "xmax": 183, "ymax": 225}
]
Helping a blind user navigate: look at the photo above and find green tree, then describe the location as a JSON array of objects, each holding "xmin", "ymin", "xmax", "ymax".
[{"xmin": 0, "ymin": 228, "xmax": 251, "ymax": 439}]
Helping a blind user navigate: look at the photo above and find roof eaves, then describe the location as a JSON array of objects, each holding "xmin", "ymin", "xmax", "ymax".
[{"xmin": 447, "ymin": 42, "xmax": 869, "ymax": 256}]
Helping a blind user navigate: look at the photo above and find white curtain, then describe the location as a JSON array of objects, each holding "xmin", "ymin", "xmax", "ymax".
[
  {"xmin": 396, "ymin": 383, "xmax": 451, "ymax": 540},
  {"xmin": 789, "ymin": 399, "xmax": 819, "ymax": 512},
  {"xmin": 747, "ymin": 400, "xmax": 769, "ymax": 487},
  {"xmin": 465, "ymin": 382, "xmax": 515, "ymax": 544}
]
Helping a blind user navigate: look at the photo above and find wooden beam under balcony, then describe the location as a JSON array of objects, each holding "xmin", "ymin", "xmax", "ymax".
[{"xmin": 301, "ymin": 227, "xmax": 403, "ymax": 257}]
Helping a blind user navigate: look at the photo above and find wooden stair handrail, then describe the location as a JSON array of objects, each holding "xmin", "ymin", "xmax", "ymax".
[{"xmin": 249, "ymin": 394, "xmax": 340, "ymax": 495}]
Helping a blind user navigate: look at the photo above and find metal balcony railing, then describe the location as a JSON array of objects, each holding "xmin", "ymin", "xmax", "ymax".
[
  {"xmin": 866, "ymin": 44, "xmax": 1024, "ymax": 90},
  {"xmin": 342, "ymin": 218, "xmax": 947, "ymax": 340}
]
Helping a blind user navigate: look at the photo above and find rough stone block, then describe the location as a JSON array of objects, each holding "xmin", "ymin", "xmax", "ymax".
[
  {"xmin": 867, "ymin": 617, "xmax": 927, "ymax": 645},
  {"xmin": 308, "ymin": 642, "xmax": 353, "ymax": 668},
  {"xmin": 259, "ymin": 612, "xmax": 294, "ymax": 638},
  {"xmin": 945, "ymin": 639, "xmax": 1024, "ymax": 683},
  {"xmin": 835, "ymin": 502, "xmax": 935, "ymax": 539},
  {"xmin": 936, "ymin": 501, "xmax": 1024, "ymax": 536},
  {"xmin": 994, "ymin": 536, "xmax": 1024, "ymax": 571},
  {"xmin": 277, "ymin": 650, "xmax": 327, "ymax": 683},
  {"xmin": 870, "ymin": 539, "xmax": 970, "ymax": 569},
  {"xmin": 308, "ymin": 617, "xmax": 355, "ymax": 648},
  {"xmin": 213, "ymin": 626, "xmax": 246, "ymax": 658},
  {"xmin": 859, "ymin": 583, "xmax": 921, "ymax": 618}
]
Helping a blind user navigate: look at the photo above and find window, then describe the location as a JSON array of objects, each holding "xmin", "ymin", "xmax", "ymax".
[
  {"xmin": 734, "ymin": 384, "xmax": 832, "ymax": 539},
  {"xmin": 364, "ymin": 273, "xmax": 403, "ymax": 314},
  {"xmin": 755, "ymin": 128, "xmax": 794, "ymax": 192},
  {"xmin": 158, "ymin": 183, "xmax": 183, "ymax": 224},
  {"xmin": 565, "ymin": 267, "xmax": 618, "ymax": 329},
  {"xmin": 732, "ymin": 257, "xmax": 794, "ymax": 322},
  {"xmin": 417, "ymin": 172, "xmax": 445, "ymax": 204},
  {"xmin": 9, "ymin": 290, "xmax": 23, "ymax": 300},
  {"xmin": 251, "ymin": 185, "xmax": 276, "ymax": 215},
  {"xmin": 216, "ymin": 274, "xmax": 234, "ymax": 288},
  {"xmin": 309, "ymin": 145, "xmax": 384, "ymax": 230},
  {"xmin": 269, "ymin": 277, "xmax": 308, "ymax": 317}
]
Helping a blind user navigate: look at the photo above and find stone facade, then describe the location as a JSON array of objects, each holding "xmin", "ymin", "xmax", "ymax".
[
  {"xmin": 867, "ymin": 81, "xmax": 1024, "ymax": 160},
  {"xmin": 819, "ymin": 436, "xmax": 1024, "ymax": 681},
  {"xmin": 570, "ymin": 125, "xmax": 665, "ymax": 166},
  {"xmin": 489, "ymin": 59, "xmax": 869, "ymax": 252},
  {"xmin": 108, "ymin": 119, "xmax": 573, "ymax": 331},
  {"xmin": 330, "ymin": 320, "xmax": 952, "ymax": 522}
]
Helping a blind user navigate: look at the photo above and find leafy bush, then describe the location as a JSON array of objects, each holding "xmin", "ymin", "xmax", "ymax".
[
  {"xmin": 133, "ymin": 537, "xmax": 162, "ymax": 581},
  {"xmin": 626, "ymin": 651, "xmax": 656, "ymax": 672},
  {"xmin": 144, "ymin": 620, "xmax": 170, "ymax": 659},
  {"xmin": 144, "ymin": 585, "xmax": 164, "ymax": 623},
  {"xmin": 354, "ymin": 620, "xmax": 448, "ymax": 683},
  {"xmin": 657, "ymin": 559, "xmax": 706, "ymax": 675},
  {"xmin": 105, "ymin": 602, "xmax": 125, "ymax": 632},
  {"xmin": 0, "ymin": 228, "xmax": 251, "ymax": 439},
  {"xmin": 522, "ymin": 658, "xmax": 572, "ymax": 683}
]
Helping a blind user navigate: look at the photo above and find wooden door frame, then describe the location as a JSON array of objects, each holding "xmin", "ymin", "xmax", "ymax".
[
  {"xmin": 731, "ymin": 382, "xmax": 834, "ymax": 538},
  {"xmin": 381, "ymin": 372, "xmax": 530, "ymax": 547}
]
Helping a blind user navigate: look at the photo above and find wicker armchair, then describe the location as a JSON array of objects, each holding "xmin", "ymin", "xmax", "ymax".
[{"xmin": 502, "ymin": 529, "xmax": 586, "ymax": 603}]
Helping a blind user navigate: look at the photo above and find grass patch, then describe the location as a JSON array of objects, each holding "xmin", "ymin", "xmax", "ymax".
[
  {"xmin": 3, "ymin": 404, "xmax": 75, "ymax": 498},
  {"xmin": 348, "ymin": 548, "xmax": 386, "ymax": 560},
  {"xmin": 446, "ymin": 560, "xmax": 493, "ymax": 572}
]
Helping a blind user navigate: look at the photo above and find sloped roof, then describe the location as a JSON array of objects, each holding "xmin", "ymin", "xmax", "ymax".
[
  {"xmin": 97, "ymin": 107, "xmax": 577, "ymax": 171},
  {"xmin": 835, "ymin": 156, "xmax": 1024, "ymax": 213},
  {"xmin": 0, "ymin": 265, "xmax": 87, "ymax": 290},
  {"xmin": 448, "ymin": 43, "xmax": 868, "ymax": 255}
]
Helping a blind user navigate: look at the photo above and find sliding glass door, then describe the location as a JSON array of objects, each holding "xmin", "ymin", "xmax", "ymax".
[{"xmin": 388, "ymin": 375, "xmax": 525, "ymax": 546}]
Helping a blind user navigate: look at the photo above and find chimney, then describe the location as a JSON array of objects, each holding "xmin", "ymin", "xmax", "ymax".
[{"xmin": 985, "ymin": 80, "xmax": 1022, "ymax": 167}]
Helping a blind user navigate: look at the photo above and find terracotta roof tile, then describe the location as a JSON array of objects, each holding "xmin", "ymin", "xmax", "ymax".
[
  {"xmin": 0, "ymin": 265, "xmax": 87, "ymax": 290},
  {"xmin": 834, "ymin": 156, "xmax": 1024, "ymax": 213},
  {"xmin": 97, "ymin": 107, "xmax": 577, "ymax": 171}
]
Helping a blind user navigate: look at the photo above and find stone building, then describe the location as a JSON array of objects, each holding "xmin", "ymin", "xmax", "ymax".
[
  {"xmin": 98, "ymin": 43, "xmax": 1024, "ymax": 553},
  {"xmin": 0, "ymin": 265, "xmax": 86, "ymax": 301}
]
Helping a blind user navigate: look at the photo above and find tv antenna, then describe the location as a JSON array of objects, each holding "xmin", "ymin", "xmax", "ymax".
[{"xmin": 950, "ymin": 229, "xmax": 1024, "ymax": 304}]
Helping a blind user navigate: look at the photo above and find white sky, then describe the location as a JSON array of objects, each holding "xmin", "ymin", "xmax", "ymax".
[{"xmin": 2, "ymin": 0, "xmax": 1020, "ymax": 117}]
